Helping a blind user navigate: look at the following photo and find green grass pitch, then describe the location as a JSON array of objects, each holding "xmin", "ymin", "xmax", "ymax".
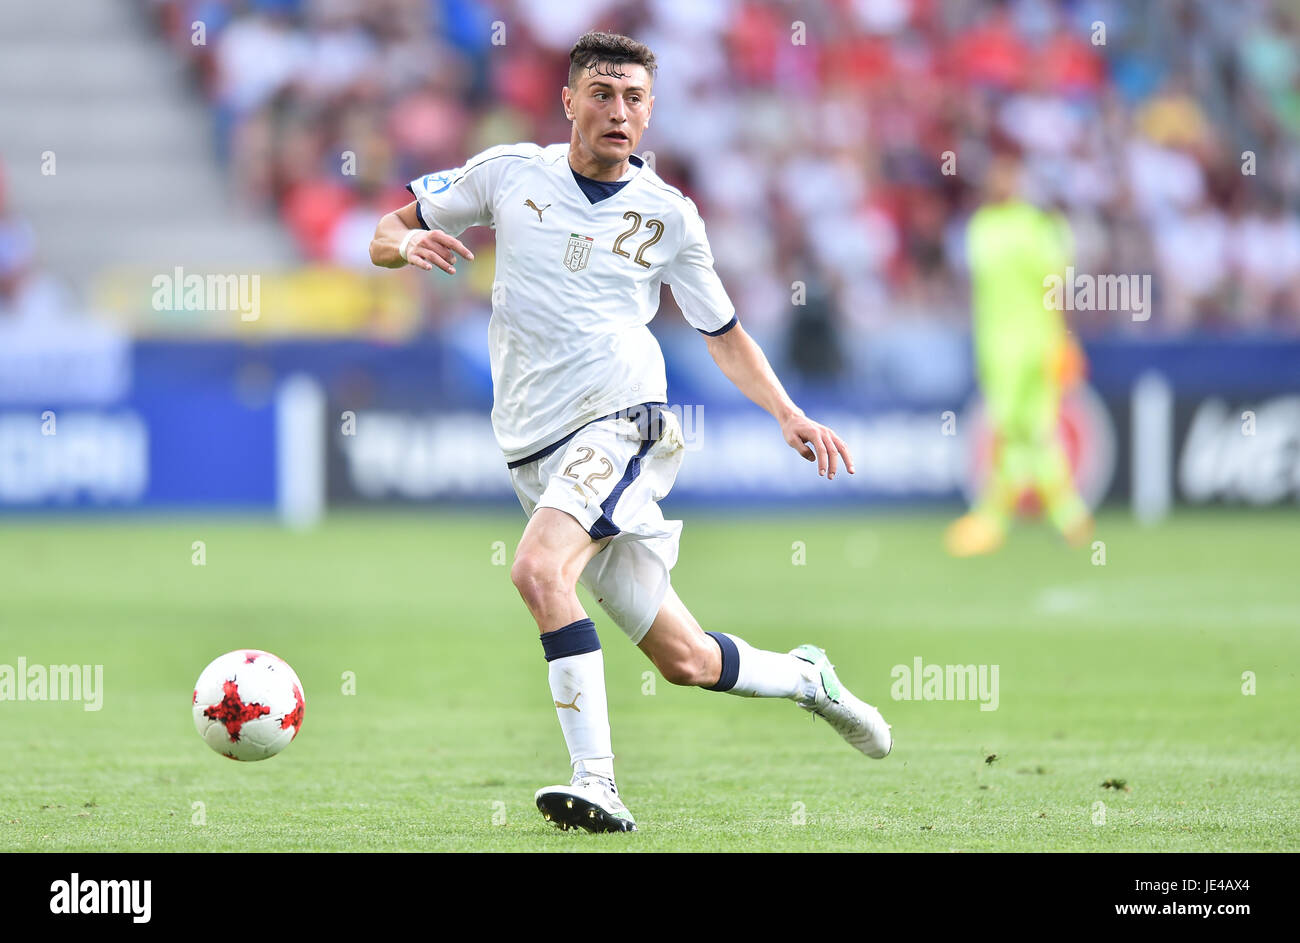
[{"xmin": 1, "ymin": 509, "xmax": 1296, "ymax": 852}]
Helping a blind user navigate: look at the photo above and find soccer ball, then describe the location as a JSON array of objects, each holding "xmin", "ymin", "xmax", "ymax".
[{"xmin": 192, "ymin": 650, "xmax": 305, "ymax": 761}]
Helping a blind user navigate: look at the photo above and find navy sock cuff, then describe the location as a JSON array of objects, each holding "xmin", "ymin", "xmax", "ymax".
[
  {"xmin": 540, "ymin": 618, "xmax": 601, "ymax": 662},
  {"xmin": 705, "ymin": 631, "xmax": 740, "ymax": 692}
]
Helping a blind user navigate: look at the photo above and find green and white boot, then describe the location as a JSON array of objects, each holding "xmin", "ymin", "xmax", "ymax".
[{"xmin": 790, "ymin": 644, "xmax": 892, "ymax": 759}]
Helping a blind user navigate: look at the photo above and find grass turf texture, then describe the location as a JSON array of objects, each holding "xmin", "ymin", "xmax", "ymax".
[{"xmin": 1, "ymin": 509, "xmax": 1296, "ymax": 852}]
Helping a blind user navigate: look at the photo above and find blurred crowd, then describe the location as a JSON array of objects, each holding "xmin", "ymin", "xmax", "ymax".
[
  {"xmin": 146, "ymin": 0, "xmax": 1300, "ymax": 379},
  {"xmin": 0, "ymin": 164, "xmax": 68, "ymax": 328}
]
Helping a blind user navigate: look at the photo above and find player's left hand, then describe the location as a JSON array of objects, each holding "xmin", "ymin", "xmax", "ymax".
[
  {"xmin": 1051, "ymin": 333, "xmax": 1088, "ymax": 390},
  {"xmin": 781, "ymin": 413, "xmax": 855, "ymax": 480}
]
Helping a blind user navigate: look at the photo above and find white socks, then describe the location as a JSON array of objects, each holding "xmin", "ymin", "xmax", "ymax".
[
  {"xmin": 541, "ymin": 619, "xmax": 614, "ymax": 780},
  {"xmin": 541, "ymin": 621, "xmax": 811, "ymax": 787},
  {"xmin": 706, "ymin": 631, "xmax": 807, "ymax": 698}
]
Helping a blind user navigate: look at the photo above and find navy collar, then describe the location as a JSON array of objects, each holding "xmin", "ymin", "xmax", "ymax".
[{"xmin": 570, "ymin": 154, "xmax": 642, "ymax": 204}]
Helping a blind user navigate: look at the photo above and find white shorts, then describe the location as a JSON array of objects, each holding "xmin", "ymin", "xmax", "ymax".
[{"xmin": 508, "ymin": 403, "xmax": 685, "ymax": 645}]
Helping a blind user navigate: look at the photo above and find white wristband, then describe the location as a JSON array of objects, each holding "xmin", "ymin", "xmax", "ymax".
[{"xmin": 398, "ymin": 229, "xmax": 422, "ymax": 263}]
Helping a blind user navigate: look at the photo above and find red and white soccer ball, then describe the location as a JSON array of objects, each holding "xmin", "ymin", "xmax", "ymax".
[{"xmin": 192, "ymin": 650, "xmax": 305, "ymax": 761}]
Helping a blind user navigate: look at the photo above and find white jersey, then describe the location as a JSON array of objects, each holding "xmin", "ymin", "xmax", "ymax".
[{"xmin": 407, "ymin": 142, "xmax": 736, "ymax": 464}]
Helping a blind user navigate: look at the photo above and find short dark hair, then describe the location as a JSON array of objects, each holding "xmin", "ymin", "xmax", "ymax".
[{"xmin": 568, "ymin": 31, "xmax": 657, "ymax": 88}]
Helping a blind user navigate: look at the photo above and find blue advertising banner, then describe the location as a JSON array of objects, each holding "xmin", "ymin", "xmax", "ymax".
[
  {"xmin": 3, "ymin": 335, "xmax": 1298, "ymax": 512},
  {"xmin": 0, "ymin": 334, "xmax": 276, "ymax": 510}
]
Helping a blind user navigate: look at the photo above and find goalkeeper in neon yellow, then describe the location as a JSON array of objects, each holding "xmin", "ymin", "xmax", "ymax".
[{"xmin": 945, "ymin": 154, "xmax": 1093, "ymax": 557}]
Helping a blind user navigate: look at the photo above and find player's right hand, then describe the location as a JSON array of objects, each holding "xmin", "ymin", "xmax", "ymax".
[{"xmin": 406, "ymin": 230, "xmax": 474, "ymax": 274}]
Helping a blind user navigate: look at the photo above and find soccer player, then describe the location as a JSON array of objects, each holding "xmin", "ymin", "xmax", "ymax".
[
  {"xmin": 370, "ymin": 32, "xmax": 891, "ymax": 833},
  {"xmin": 944, "ymin": 149, "xmax": 1093, "ymax": 557}
]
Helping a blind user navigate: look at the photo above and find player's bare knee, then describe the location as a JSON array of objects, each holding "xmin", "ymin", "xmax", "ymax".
[
  {"xmin": 657, "ymin": 657, "xmax": 695, "ymax": 686},
  {"xmin": 657, "ymin": 650, "xmax": 711, "ymax": 687},
  {"xmin": 510, "ymin": 553, "xmax": 565, "ymax": 611}
]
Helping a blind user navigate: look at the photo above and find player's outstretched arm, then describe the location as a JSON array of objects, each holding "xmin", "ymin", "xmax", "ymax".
[
  {"xmin": 704, "ymin": 323, "xmax": 854, "ymax": 480},
  {"xmin": 369, "ymin": 201, "xmax": 474, "ymax": 273}
]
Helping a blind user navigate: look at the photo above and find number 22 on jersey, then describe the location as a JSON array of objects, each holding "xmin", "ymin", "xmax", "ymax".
[{"xmin": 611, "ymin": 212, "xmax": 665, "ymax": 268}]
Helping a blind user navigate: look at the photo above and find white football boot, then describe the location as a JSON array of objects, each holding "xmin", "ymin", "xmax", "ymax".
[
  {"xmin": 535, "ymin": 772, "xmax": 637, "ymax": 833},
  {"xmin": 790, "ymin": 644, "xmax": 892, "ymax": 759}
]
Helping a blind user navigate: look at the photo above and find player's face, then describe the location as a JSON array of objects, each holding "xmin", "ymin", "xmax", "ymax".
[
  {"xmin": 564, "ymin": 64, "xmax": 653, "ymax": 168},
  {"xmin": 986, "ymin": 156, "xmax": 1022, "ymax": 202}
]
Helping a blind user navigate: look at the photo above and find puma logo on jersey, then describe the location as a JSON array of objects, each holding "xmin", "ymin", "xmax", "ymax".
[
  {"xmin": 554, "ymin": 692, "xmax": 582, "ymax": 712},
  {"xmin": 525, "ymin": 199, "xmax": 551, "ymax": 222}
]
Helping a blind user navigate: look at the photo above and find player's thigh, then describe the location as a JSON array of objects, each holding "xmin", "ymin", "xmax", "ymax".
[
  {"xmin": 514, "ymin": 506, "xmax": 610, "ymax": 585},
  {"xmin": 1005, "ymin": 368, "xmax": 1061, "ymax": 444},
  {"xmin": 985, "ymin": 363, "xmax": 1048, "ymax": 442},
  {"xmin": 538, "ymin": 407, "xmax": 682, "ymax": 541},
  {"xmin": 636, "ymin": 586, "xmax": 719, "ymax": 683}
]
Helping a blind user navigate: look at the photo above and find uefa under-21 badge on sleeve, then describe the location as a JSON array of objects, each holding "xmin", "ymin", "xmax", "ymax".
[
  {"xmin": 565, "ymin": 233, "xmax": 594, "ymax": 272},
  {"xmin": 419, "ymin": 170, "xmax": 456, "ymax": 194}
]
